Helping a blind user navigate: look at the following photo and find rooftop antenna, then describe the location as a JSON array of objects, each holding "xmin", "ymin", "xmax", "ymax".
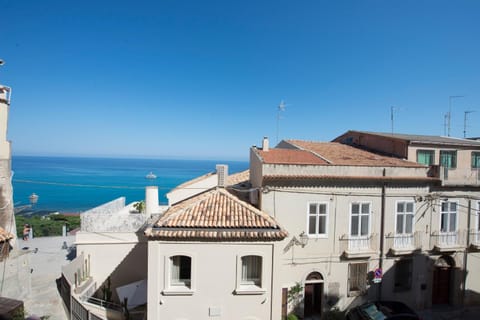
[
  {"xmin": 464, "ymin": 110, "xmax": 476, "ymax": 138},
  {"xmin": 276, "ymin": 100, "xmax": 286, "ymax": 143},
  {"xmin": 448, "ymin": 95, "xmax": 464, "ymax": 136}
]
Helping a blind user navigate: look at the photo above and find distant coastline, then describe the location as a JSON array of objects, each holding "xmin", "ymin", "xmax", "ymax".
[{"xmin": 12, "ymin": 155, "xmax": 248, "ymax": 213}]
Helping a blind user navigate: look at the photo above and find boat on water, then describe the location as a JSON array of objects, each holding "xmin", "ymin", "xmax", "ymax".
[{"xmin": 146, "ymin": 172, "xmax": 157, "ymax": 179}]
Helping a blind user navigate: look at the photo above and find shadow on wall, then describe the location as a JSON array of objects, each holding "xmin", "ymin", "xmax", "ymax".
[
  {"xmin": 287, "ymin": 250, "xmax": 478, "ymax": 319},
  {"xmin": 92, "ymin": 230, "xmax": 148, "ymax": 304}
]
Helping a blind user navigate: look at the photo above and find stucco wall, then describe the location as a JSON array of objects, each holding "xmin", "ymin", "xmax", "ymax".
[
  {"xmin": 148, "ymin": 241, "xmax": 274, "ymax": 320},
  {"xmin": 76, "ymin": 232, "xmax": 148, "ymax": 302}
]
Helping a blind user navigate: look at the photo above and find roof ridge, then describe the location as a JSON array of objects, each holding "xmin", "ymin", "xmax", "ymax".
[
  {"xmin": 216, "ymin": 188, "xmax": 281, "ymax": 228},
  {"xmin": 286, "ymin": 140, "xmax": 333, "ymax": 164}
]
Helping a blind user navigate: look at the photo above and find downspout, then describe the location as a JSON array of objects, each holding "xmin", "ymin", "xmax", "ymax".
[
  {"xmin": 270, "ymin": 243, "xmax": 275, "ymax": 320},
  {"xmin": 377, "ymin": 168, "xmax": 387, "ymax": 300},
  {"xmin": 462, "ymin": 199, "xmax": 471, "ymax": 307}
]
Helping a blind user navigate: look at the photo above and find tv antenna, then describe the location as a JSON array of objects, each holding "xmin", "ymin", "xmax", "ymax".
[
  {"xmin": 390, "ymin": 106, "xmax": 405, "ymax": 134},
  {"xmin": 447, "ymin": 95, "xmax": 464, "ymax": 136},
  {"xmin": 276, "ymin": 100, "xmax": 287, "ymax": 143},
  {"xmin": 464, "ymin": 110, "xmax": 476, "ymax": 138}
]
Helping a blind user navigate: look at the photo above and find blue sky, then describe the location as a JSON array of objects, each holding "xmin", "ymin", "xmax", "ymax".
[{"xmin": 2, "ymin": 0, "xmax": 480, "ymax": 160}]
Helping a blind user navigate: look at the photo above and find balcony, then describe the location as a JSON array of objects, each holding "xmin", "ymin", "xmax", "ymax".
[
  {"xmin": 469, "ymin": 231, "xmax": 480, "ymax": 251},
  {"xmin": 386, "ymin": 231, "xmax": 422, "ymax": 256},
  {"xmin": 340, "ymin": 234, "xmax": 378, "ymax": 259},
  {"xmin": 429, "ymin": 165, "xmax": 480, "ymax": 186},
  {"xmin": 431, "ymin": 230, "xmax": 467, "ymax": 252}
]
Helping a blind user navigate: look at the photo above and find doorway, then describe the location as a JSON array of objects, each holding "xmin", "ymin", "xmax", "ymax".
[
  {"xmin": 432, "ymin": 256, "xmax": 454, "ymax": 305},
  {"xmin": 304, "ymin": 272, "xmax": 324, "ymax": 319}
]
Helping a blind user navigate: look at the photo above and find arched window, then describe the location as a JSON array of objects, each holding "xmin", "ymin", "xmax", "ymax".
[
  {"xmin": 241, "ymin": 255, "xmax": 262, "ymax": 287},
  {"xmin": 306, "ymin": 272, "xmax": 323, "ymax": 282},
  {"xmin": 170, "ymin": 255, "xmax": 191, "ymax": 288}
]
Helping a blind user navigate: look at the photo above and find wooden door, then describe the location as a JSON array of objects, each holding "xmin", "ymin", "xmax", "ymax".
[
  {"xmin": 282, "ymin": 288, "xmax": 288, "ymax": 319},
  {"xmin": 432, "ymin": 267, "xmax": 450, "ymax": 304},
  {"xmin": 304, "ymin": 283, "xmax": 323, "ymax": 317}
]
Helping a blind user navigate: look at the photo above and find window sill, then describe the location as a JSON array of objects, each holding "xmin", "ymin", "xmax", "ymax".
[
  {"xmin": 234, "ymin": 285, "xmax": 266, "ymax": 295},
  {"xmin": 162, "ymin": 287, "xmax": 194, "ymax": 296}
]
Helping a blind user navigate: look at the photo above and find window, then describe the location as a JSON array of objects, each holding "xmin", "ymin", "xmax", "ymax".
[
  {"xmin": 241, "ymin": 255, "xmax": 262, "ymax": 287},
  {"xmin": 440, "ymin": 201, "xmax": 457, "ymax": 233},
  {"xmin": 472, "ymin": 152, "xmax": 480, "ymax": 169},
  {"xmin": 350, "ymin": 202, "xmax": 370, "ymax": 237},
  {"xmin": 396, "ymin": 201, "xmax": 414, "ymax": 234},
  {"xmin": 308, "ymin": 202, "xmax": 328, "ymax": 236},
  {"xmin": 440, "ymin": 150, "xmax": 457, "ymax": 169},
  {"xmin": 394, "ymin": 259, "xmax": 413, "ymax": 291},
  {"xmin": 236, "ymin": 254, "xmax": 265, "ymax": 295},
  {"xmin": 417, "ymin": 150, "xmax": 434, "ymax": 165},
  {"xmin": 170, "ymin": 255, "xmax": 191, "ymax": 288},
  {"xmin": 348, "ymin": 262, "xmax": 367, "ymax": 296}
]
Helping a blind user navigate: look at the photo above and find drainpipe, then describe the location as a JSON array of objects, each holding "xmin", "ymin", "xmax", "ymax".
[
  {"xmin": 462, "ymin": 199, "xmax": 471, "ymax": 307},
  {"xmin": 377, "ymin": 168, "xmax": 387, "ymax": 300}
]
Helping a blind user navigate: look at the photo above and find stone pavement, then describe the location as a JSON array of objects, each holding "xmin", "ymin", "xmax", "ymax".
[{"xmin": 1, "ymin": 236, "xmax": 74, "ymax": 319}]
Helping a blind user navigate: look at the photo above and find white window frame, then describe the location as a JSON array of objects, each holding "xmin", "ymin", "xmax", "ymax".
[
  {"xmin": 163, "ymin": 253, "xmax": 195, "ymax": 296},
  {"xmin": 306, "ymin": 202, "xmax": 329, "ymax": 238},
  {"xmin": 439, "ymin": 200, "xmax": 459, "ymax": 234},
  {"xmin": 349, "ymin": 202, "xmax": 372, "ymax": 238},
  {"xmin": 347, "ymin": 262, "xmax": 368, "ymax": 296},
  {"xmin": 235, "ymin": 253, "xmax": 266, "ymax": 295},
  {"xmin": 394, "ymin": 200, "xmax": 415, "ymax": 235}
]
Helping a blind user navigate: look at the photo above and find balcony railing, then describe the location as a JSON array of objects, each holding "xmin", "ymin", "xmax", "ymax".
[
  {"xmin": 469, "ymin": 230, "xmax": 480, "ymax": 250},
  {"xmin": 431, "ymin": 229, "xmax": 467, "ymax": 251},
  {"xmin": 429, "ymin": 165, "xmax": 480, "ymax": 186},
  {"xmin": 386, "ymin": 231, "xmax": 422, "ymax": 255},
  {"xmin": 340, "ymin": 234, "xmax": 378, "ymax": 258}
]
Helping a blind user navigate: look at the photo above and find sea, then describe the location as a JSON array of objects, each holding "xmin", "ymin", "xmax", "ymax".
[{"xmin": 11, "ymin": 156, "xmax": 249, "ymax": 213}]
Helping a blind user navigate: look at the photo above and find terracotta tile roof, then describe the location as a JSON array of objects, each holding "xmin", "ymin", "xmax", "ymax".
[
  {"xmin": 263, "ymin": 175, "xmax": 440, "ymax": 183},
  {"xmin": 284, "ymin": 140, "xmax": 423, "ymax": 167},
  {"xmin": 227, "ymin": 170, "xmax": 250, "ymax": 186},
  {"xmin": 0, "ymin": 227, "xmax": 14, "ymax": 242},
  {"xmin": 256, "ymin": 149, "xmax": 329, "ymax": 165},
  {"xmin": 170, "ymin": 170, "xmax": 250, "ymax": 192},
  {"xmin": 145, "ymin": 188, "xmax": 287, "ymax": 241}
]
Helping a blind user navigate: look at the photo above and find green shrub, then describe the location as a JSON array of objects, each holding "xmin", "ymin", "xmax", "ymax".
[{"xmin": 286, "ymin": 313, "xmax": 298, "ymax": 320}]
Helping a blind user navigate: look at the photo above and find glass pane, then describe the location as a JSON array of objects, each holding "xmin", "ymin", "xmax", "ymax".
[
  {"xmin": 397, "ymin": 202, "xmax": 405, "ymax": 213},
  {"xmin": 360, "ymin": 216, "xmax": 369, "ymax": 235},
  {"xmin": 406, "ymin": 214, "xmax": 413, "ymax": 234},
  {"xmin": 450, "ymin": 202, "xmax": 457, "ymax": 211},
  {"xmin": 352, "ymin": 204, "xmax": 359, "ymax": 214},
  {"xmin": 308, "ymin": 216, "xmax": 317, "ymax": 234},
  {"xmin": 396, "ymin": 214, "xmax": 404, "ymax": 234},
  {"xmin": 441, "ymin": 213, "xmax": 448, "ymax": 232},
  {"xmin": 406, "ymin": 202, "xmax": 414, "ymax": 213},
  {"xmin": 318, "ymin": 216, "xmax": 326, "ymax": 234},
  {"xmin": 441, "ymin": 202, "xmax": 449, "ymax": 212},
  {"xmin": 351, "ymin": 216, "xmax": 359, "ymax": 236},
  {"xmin": 309, "ymin": 204, "xmax": 317, "ymax": 214},
  {"xmin": 318, "ymin": 204, "xmax": 326, "ymax": 214},
  {"xmin": 449, "ymin": 213, "xmax": 457, "ymax": 232},
  {"xmin": 361, "ymin": 203, "xmax": 370, "ymax": 214}
]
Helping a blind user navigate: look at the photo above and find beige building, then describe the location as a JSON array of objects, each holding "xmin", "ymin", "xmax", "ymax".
[
  {"xmin": 334, "ymin": 131, "xmax": 480, "ymax": 307},
  {"xmin": 0, "ymin": 84, "xmax": 16, "ymax": 245},
  {"xmin": 250, "ymin": 138, "xmax": 443, "ymax": 319}
]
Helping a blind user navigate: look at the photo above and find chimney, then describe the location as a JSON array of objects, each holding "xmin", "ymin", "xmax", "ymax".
[
  {"xmin": 262, "ymin": 137, "xmax": 269, "ymax": 151},
  {"xmin": 145, "ymin": 186, "xmax": 159, "ymax": 215},
  {"xmin": 216, "ymin": 164, "xmax": 228, "ymax": 188}
]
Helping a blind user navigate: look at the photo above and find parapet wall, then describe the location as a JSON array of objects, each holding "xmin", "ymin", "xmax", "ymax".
[{"xmin": 81, "ymin": 198, "xmax": 147, "ymax": 232}]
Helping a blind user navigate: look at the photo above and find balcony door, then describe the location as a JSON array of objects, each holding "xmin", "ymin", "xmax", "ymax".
[{"xmin": 349, "ymin": 202, "xmax": 371, "ymax": 251}]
